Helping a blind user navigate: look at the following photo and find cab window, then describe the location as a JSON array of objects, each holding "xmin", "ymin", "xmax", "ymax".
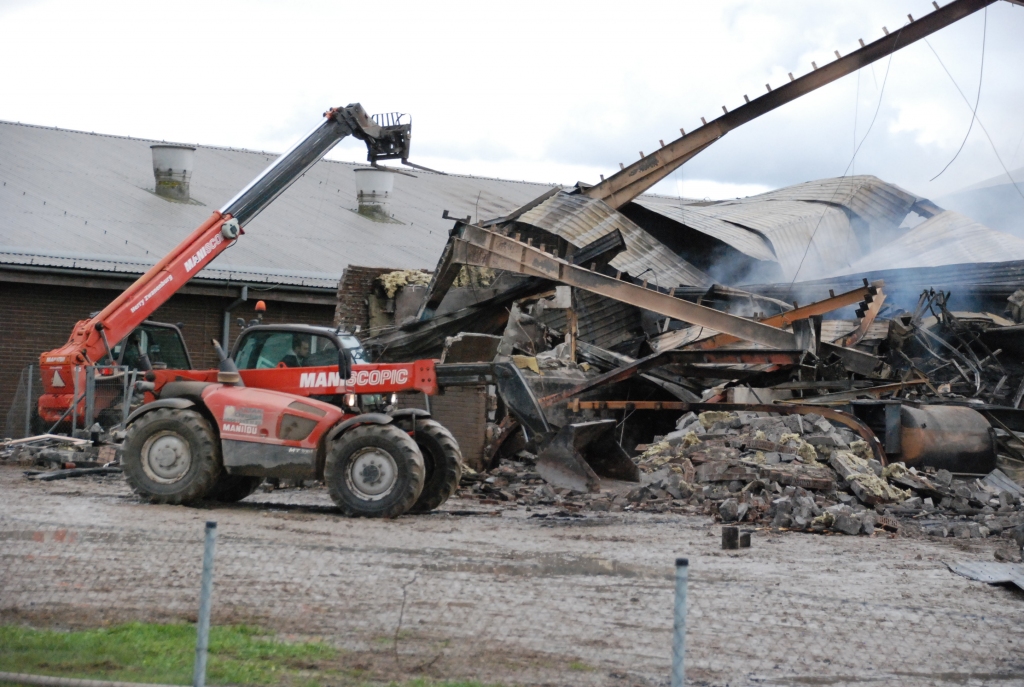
[
  {"xmin": 234, "ymin": 331, "xmax": 340, "ymax": 370},
  {"xmin": 339, "ymin": 335, "xmax": 369, "ymax": 364},
  {"xmin": 109, "ymin": 325, "xmax": 191, "ymax": 370}
]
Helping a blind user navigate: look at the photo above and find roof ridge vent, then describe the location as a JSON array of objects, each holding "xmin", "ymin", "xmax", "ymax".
[
  {"xmin": 353, "ymin": 167, "xmax": 401, "ymax": 223},
  {"xmin": 151, "ymin": 144, "xmax": 196, "ymax": 202}
]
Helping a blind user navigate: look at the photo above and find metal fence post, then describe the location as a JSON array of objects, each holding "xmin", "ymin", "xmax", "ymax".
[
  {"xmin": 24, "ymin": 365, "xmax": 33, "ymax": 437},
  {"xmin": 672, "ymin": 557, "xmax": 689, "ymax": 687},
  {"xmin": 193, "ymin": 522, "xmax": 217, "ymax": 687},
  {"xmin": 83, "ymin": 366, "xmax": 96, "ymax": 430},
  {"xmin": 71, "ymin": 367, "xmax": 79, "ymax": 436}
]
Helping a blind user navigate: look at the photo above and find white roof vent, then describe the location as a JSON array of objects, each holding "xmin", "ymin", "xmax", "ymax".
[
  {"xmin": 151, "ymin": 144, "xmax": 196, "ymax": 202},
  {"xmin": 354, "ymin": 167, "xmax": 396, "ymax": 222}
]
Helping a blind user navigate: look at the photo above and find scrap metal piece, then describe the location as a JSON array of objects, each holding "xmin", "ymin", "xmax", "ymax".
[
  {"xmin": 655, "ymin": 282, "xmax": 882, "ymax": 353},
  {"xmin": 779, "ymin": 380, "xmax": 927, "ymax": 405},
  {"xmin": 491, "ymin": 362, "xmax": 549, "ymax": 438},
  {"xmin": 835, "ymin": 287, "xmax": 887, "ymax": 347},
  {"xmin": 539, "ymin": 349, "xmax": 807, "ymax": 408},
  {"xmin": 982, "ymin": 469, "xmax": 1024, "ymax": 499},
  {"xmin": 536, "ymin": 420, "xmax": 638, "ymax": 493},
  {"xmin": 900, "ymin": 405, "xmax": 996, "ymax": 473},
  {"xmin": 947, "ymin": 561, "xmax": 1024, "ymax": 591}
]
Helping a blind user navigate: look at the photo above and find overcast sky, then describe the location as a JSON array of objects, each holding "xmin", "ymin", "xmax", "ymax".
[{"xmin": 2, "ymin": 0, "xmax": 1022, "ymax": 201}]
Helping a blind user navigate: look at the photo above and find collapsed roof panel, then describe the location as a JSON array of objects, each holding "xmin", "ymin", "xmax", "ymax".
[
  {"xmin": 749, "ymin": 175, "xmax": 920, "ymax": 229},
  {"xmin": 838, "ymin": 210, "xmax": 1024, "ymax": 274},
  {"xmin": 633, "ymin": 176, "xmax": 947, "ymax": 283},
  {"xmin": 517, "ymin": 192, "xmax": 712, "ymax": 287},
  {"xmin": 629, "ymin": 198, "xmax": 777, "ymax": 262}
]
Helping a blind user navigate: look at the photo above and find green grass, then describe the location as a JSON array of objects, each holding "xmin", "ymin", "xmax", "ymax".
[
  {"xmin": 0, "ymin": 623, "xmax": 333, "ymax": 685},
  {"xmin": 0, "ymin": 623, "xmax": 503, "ymax": 686}
]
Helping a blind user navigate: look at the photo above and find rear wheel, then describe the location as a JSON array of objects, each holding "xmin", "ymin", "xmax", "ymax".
[
  {"xmin": 409, "ymin": 419, "xmax": 463, "ymax": 513},
  {"xmin": 325, "ymin": 424, "xmax": 424, "ymax": 518},
  {"xmin": 208, "ymin": 473, "xmax": 263, "ymax": 502},
  {"xmin": 122, "ymin": 408, "xmax": 220, "ymax": 505}
]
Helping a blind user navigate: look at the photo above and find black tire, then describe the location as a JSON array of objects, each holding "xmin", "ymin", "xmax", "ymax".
[
  {"xmin": 122, "ymin": 408, "xmax": 220, "ymax": 505},
  {"xmin": 409, "ymin": 419, "xmax": 463, "ymax": 513},
  {"xmin": 325, "ymin": 424, "xmax": 424, "ymax": 518},
  {"xmin": 208, "ymin": 473, "xmax": 263, "ymax": 502}
]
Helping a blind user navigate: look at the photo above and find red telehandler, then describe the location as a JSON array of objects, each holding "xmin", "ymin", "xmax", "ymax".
[{"xmin": 38, "ymin": 104, "xmax": 460, "ymax": 517}]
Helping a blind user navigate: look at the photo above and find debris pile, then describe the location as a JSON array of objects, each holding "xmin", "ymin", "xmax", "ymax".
[
  {"xmin": 461, "ymin": 409, "xmax": 1024, "ymax": 542},
  {"xmin": 2, "ymin": 435, "xmax": 120, "ymax": 481}
]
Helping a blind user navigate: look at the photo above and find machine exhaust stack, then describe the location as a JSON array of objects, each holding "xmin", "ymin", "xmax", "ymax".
[{"xmin": 151, "ymin": 144, "xmax": 196, "ymax": 202}]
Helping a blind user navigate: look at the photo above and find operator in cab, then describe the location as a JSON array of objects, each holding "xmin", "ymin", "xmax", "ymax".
[{"xmin": 282, "ymin": 334, "xmax": 311, "ymax": 368}]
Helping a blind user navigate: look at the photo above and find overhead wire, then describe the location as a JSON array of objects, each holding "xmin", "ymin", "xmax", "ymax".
[
  {"xmin": 787, "ymin": 23, "xmax": 905, "ymax": 290},
  {"xmin": 930, "ymin": 7, "xmax": 987, "ymax": 182},
  {"xmin": 924, "ymin": 35, "xmax": 1024, "ymax": 204}
]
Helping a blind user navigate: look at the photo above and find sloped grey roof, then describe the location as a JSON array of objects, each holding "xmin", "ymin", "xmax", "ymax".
[{"xmin": 0, "ymin": 121, "xmax": 557, "ymax": 288}]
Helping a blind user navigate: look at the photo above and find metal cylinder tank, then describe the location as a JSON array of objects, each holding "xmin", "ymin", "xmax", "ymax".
[
  {"xmin": 151, "ymin": 144, "xmax": 196, "ymax": 202},
  {"xmin": 900, "ymin": 405, "xmax": 995, "ymax": 474}
]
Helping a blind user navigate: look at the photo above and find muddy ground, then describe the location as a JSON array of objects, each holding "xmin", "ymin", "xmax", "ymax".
[{"xmin": 1, "ymin": 465, "xmax": 1023, "ymax": 687}]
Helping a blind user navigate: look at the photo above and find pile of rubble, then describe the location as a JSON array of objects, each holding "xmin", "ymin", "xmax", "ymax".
[{"xmin": 461, "ymin": 409, "xmax": 1024, "ymax": 544}]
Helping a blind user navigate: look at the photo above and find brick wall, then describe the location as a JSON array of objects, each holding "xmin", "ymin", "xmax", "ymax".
[
  {"xmin": 334, "ymin": 266, "xmax": 396, "ymax": 332},
  {"xmin": 0, "ymin": 280, "xmax": 335, "ymax": 430}
]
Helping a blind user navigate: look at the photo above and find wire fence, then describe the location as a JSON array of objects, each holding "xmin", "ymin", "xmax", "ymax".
[
  {"xmin": 2, "ymin": 511, "xmax": 1023, "ymax": 687},
  {"xmin": 3, "ymin": 365, "xmax": 137, "ymax": 440},
  {"xmin": 3, "ymin": 365, "xmax": 41, "ymax": 440}
]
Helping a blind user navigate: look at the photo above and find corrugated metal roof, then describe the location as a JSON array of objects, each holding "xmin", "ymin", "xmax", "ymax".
[
  {"xmin": 749, "ymin": 176, "xmax": 919, "ymax": 229},
  {"xmin": 537, "ymin": 290, "xmax": 643, "ymax": 350},
  {"xmin": 0, "ymin": 121, "xmax": 557, "ymax": 287},
  {"xmin": 517, "ymin": 192, "xmax": 712, "ymax": 287},
  {"xmin": 837, "ymin": 211, "xmax": 1024, "ymax": 274},
  {"xmin": 634, "ymin": 176, "xmax": 923, "ymax": 281},
  {"xmin": 629, "ymin": 200, "xmax": 777, "ymax": 262}
]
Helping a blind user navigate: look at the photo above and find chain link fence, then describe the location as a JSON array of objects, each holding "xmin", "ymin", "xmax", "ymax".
[
  {"xmin": 3, "ymin": 365, "xmax": 138, "ymax": 440},
  {"xmin": 2, "ymin": 508, "xmax": 1023, "ymax": 687},
  {"xmin": 3, "ymin": 365, "xmax": 41, "ymax": 440}
]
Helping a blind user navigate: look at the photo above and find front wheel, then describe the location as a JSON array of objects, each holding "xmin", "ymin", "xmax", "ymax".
[
  {"xmin": 409, "ymin": 419, "xmax": 463, "ymax": 513},
  {"xmin": 122, "ymin": 408, "xmax": 220, "ymax": 505},
  {"xmin": 325, "ymin": 424, "xmax": 424, "ymax": 518}
]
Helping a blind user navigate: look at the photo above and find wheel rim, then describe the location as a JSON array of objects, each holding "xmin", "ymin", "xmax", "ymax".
[
  {"xmin": 140, "ymin": 430, "xmax": 192, "ymax": 484},
  {"xmin": 346, "ymin": 446, "xmax": 399, "ymax": 500}
]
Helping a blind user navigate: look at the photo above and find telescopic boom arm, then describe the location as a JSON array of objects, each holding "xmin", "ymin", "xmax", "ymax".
[{"xmin": 42, "ymin": 104, "xmax": 410, "ymax": 368}]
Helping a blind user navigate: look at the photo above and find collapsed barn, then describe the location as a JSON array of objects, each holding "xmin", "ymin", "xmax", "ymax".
[{"xmin": 3, "ymin": 0, "xmax": 1024, "ymax": 549}]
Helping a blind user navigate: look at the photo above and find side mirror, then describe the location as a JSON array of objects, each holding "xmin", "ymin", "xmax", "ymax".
[{"xmin": 338, "ymin": 348, "xmax": 352, "ymax": 381}]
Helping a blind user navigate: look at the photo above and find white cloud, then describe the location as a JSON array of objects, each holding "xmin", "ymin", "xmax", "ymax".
[{"xmin": 1, "ymin": 0, "xmax": 1021, "ymax": 203}]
